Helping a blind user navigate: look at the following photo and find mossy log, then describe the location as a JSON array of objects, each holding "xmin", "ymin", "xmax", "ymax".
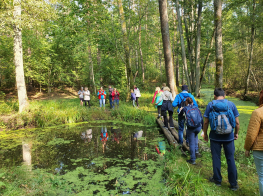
[
  {"xmin": 168, "ymin": 125, "xmax": 190, "ymax": 151},
  {"xmin": 156, "ymin": 119, "xmax": 177, "ymax": 147},
  {"xmin": 172, "ymin": 119, "xmax": 210, "ymax": 152}
]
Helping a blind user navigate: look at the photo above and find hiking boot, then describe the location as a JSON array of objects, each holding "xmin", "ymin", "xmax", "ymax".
[
  {"xmin": 195, "ymin": 152, "xmax": 202, "ymax": 158},
  {"xmin": 209, "ymin": 177, "xmax": 221, "ymax": 186},
  {"xmin": 186, "ymin": 159, "xmax": 196, "ymax": 165},
  {"xmin": 230, "ymin": 185, "xmax": 239, "ymax": 191}
]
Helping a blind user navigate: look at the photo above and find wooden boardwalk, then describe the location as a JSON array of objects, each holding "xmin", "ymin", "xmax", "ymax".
[{"xmin": 156, "ymin": 118, "xmax": 210, "ymax": 152}]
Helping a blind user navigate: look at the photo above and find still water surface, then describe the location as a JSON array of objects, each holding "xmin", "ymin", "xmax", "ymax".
[{"xmin": 0, "ymin": 121, "xmax": 166, "ymax": 195}]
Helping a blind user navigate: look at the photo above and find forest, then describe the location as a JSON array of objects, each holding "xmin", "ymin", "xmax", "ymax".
[
  {"xmin": 1, "ymin": 0, "xmax": 262, "ymax": 112},
  {"xmin": 0, "ymin": 0, "xmax": 263, "ymax": 195}
]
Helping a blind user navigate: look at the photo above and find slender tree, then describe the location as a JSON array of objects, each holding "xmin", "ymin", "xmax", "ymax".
[
  {"xmin": 158, "ymin": 0, "xmax": 177, "ymax": 98},
  {"xmin": 118, "ymin": 0, "xmax": 133, "ymax": 92},
  {"xmin": 175, "ymin": 0, "xmax": 191, "ymax": 91},
  {"xmin": 195, "ymin": 0, "xmax": 202, "ymax": 96},
  {"xmin": 214, "ymin": 0, "xmax": 223, "ymax": 88},
  {"xmin": 13, "ymin": 0, "xmax": 28, "ymax": 112},
  {"xmin": 244, "ymin": 0, "xmax": 256, "ymax": 96}
]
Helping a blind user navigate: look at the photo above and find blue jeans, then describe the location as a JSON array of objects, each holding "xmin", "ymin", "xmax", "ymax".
[
  {"xmin": 186, "ymin": 127, "xmax": 201, "ymax": 161},
  {"xmin": 109, "ymin": 96, "xmax": 113, "ymax": 108},
  {"xmin": 113, "ymin": 99, "xmax": 119, "ymax": 109},
  {"xmin": 99, "ymin": 99, "xmax": 105, "ymax": 107},
  {"xmin": 178, "ymin": 115, "xmax": 186, "ymax": 144},
  {"xmin": 210, "ymin": 140, "xmax": 237, "ymax": 186},
  {"xmin": 132, "ymin": 100, "xmax": 135, "ymax": 107},
  {"xmin": 253, "ymin": 151, "xmax": 263, "ymax": 196}
]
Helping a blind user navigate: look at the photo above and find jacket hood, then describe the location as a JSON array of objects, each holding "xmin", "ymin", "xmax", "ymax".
[
  {"xmin": 180, "ymin": 92, "xmax": 190, "ymax": 98},
  {"xmin": 163, "ymin": 91, "xmax": 171, "ymax": 99}
]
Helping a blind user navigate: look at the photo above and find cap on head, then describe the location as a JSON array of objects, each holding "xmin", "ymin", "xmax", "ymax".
[
  {"xmin": 181, "ymin": 85, "xmax": 188, "ymax": 91},
  {"xmin": 214, "ymin": 88, "xmax": 225, "ymax": 97}
]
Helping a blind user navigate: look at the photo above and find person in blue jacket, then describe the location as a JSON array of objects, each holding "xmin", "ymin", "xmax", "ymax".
[{"xmin": 172, "ymin": 85, "xmax": 198, "ymax": 145}]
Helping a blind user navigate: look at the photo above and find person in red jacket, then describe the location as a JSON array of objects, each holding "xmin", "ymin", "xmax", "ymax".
[{"xmin": 112, "ymin": 88, "xmax": 120, "ymax": 109}]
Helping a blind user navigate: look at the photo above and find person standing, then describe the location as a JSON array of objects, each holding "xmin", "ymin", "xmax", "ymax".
[
  {"xmin": 134, "ymin": 85, "xmax": 141, "ymax": 107},
  {"xmin": 78, "ymin": 87, "xmax": 84, "ymax": 106},
  {"xmin": 172, "ymin": 85, "xmax": 198, "ymax": 145},
  {"xmin": 97, "ymin": 87, "xmax": 106, "ymax": 108},
  {"xmin": 152, "ymin": 87, "xmax": 163, "ymax": 119},
  {"xmin": 131, "ymin": 89, "xmax": 136, "ymax": 107},
  {"xmin": 156, "ymin": 87, "xmax": 174, "ymax": 129},
  {"xmin": 203, "ymin": 88, "xmax": 240, "ymax": 191},
  {"xmin": 112, "ymin": 88, "xmax": 120, "ymax": 109},
  {"xmin": 83, "ymin": 87, "xmax": 90, "ymax": 107},
  {"xmin": 244, "ymin": 90, "xmax": 263, "ymax": 195},
  {"xmin": 109, "ymin": 85, "xmax": 113, "ymax": 109},
  {"xmin": 179, "ymin": 97, "xmax": 203, "ymax": 165}
]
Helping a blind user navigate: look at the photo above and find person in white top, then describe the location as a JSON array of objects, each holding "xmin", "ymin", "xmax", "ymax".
[
  {"xmin": 134, "ymin": 85, "xmax": 141, "ymax": 107},
  {"xmin": 83, "ymin": 87, "xmax": 91, "ymax": 107},
  {"xmin": 78, "ymin": 87, "xmax": 84, "ymax": 106}
]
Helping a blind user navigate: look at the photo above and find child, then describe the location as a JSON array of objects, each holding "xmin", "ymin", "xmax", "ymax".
[
  {"xmin": 131, "ymin": 89, "xmax": 136, "ymax": 107},
  {"xmin": 179, "ymin": 97, "xmax": 203, "ymax": 165}
]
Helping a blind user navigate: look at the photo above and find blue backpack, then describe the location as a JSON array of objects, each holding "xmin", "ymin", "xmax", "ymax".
[
  {"xmin": 208, "ymin": 100, "xmax": 236, "ymax": 134},
  {"xmin": 185, "ymin": 105, "xmax": 202, "ymax": 128}
]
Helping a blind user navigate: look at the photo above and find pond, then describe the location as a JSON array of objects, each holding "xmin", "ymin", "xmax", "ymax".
[{"xmin": 0, "ymin": 121, "xmax": 167, "ymax": 195}]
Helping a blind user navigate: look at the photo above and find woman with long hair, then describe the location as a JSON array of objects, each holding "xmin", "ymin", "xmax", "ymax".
[
  {"xmin": 152, "ymin": 87, "xmax": 163, "ymax": 119},
  {"xmin": 244, "ymin": 90, "xmax": 263, "ymax": 195}
]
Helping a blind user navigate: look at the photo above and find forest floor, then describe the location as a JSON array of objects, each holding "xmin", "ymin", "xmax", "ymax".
[{"xmin": 0, "ymin": 88, "xmax": 260, "ymax": 195}]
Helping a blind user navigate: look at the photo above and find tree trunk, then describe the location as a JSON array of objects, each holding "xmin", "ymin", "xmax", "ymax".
[
  {"xmin": 88, "ymin": 44, "xmax": 96, "ymax": 94},
  {"xmin": 118, "ymin": 0, "xmax": 133, "ymax": 92},
  {"xmin": 158, "ymin": 0, "xmax": 177, "ymax": 98},
  {"xmin": 173, "ymin": 9, "xmax": 180, "ymax": 87},
  {"xmin": 13, "ymin": 0, "xmax": 28, "ymax": 113},
  {"xmin": 159, "ymin": 38, "xmax": 162, "ymax": 81},
  {"xmin": 244, "ymin": 0, "xmax": 256, "ymax": 96},
  {"xmin": 138, "ymin": 14, "xmax": 144, "ymax": 84},
  {"xmin": 176, "ymin": 0, "xmax": 191, "ymax": 91},
  {"xmin": 195, "ymin": 0, "xmax": 202, "ymax": 96},
  {"xmin": 214, "ymin": 0, "xmax": 223, "ymax": 88}
]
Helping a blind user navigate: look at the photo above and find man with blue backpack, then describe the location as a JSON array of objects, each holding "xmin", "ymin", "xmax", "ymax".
[
  {"xmin": 203, "ymin": 88, "xmax": 240, "ymax": 191},
  {"xmin": 172, "ymin": 85, "xmax": 198, "ymax": 145}
]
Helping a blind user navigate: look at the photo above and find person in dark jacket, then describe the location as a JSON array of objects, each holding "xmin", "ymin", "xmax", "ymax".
[
  {"xmin": 112, "ymin": 88, "xmax": 120, "ymax": 109},
  {"xmin": 172, "ymin": 85, "xmax": 198, "ymax": 145},
  {"xmin": 179, "ymin": 97, "xmax": 203, "ymax": 165},
  {"xmin": 109, "ymin": 85, "xmax": 113, "ymax": 109},
  {"xmin": 156, "ymin": 87, "xmax": 174, "ymax": 129}
]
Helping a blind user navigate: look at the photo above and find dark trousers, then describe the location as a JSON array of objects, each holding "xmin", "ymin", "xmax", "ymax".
[
  {"xmin": 136, "ymin": 97, "xmax": 139, "ymax": 106},
  {"xmin": 162, "ymin": 110, "xmax": 174, "ymax": 128},
  {"xmin": 109, "ymin": 96, "xmax": 113, "ymax": 108},
  {"xmin": 178, "ymin": 115, "xmax": 186, "ymax": 144},
  {"xmin": 186, "ymin": 127, "xmax": 201, "ymax": 161},
  {"xmin": 210, "ymin": 140, "xmax": 238, "ymax": 186},
  {"xmin": 84, "ymin": 100, "xmax": 90, "ymax": 107},
  {"xmin": 157, "ymin": 106, "xmax": 162, "ymax": 117}
]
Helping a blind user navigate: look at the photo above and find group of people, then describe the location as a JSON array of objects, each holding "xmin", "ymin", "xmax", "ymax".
[
  {"xmin": 78, "ymin": 85, "xmax": 142, "ymax": 109},
  {"xmin": 153, "ymin": 84, "xmax": 263, "ymax": 192}
]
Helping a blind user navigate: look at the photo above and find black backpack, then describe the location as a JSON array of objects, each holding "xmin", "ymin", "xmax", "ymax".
[{"xmin": 179, "ymin": 93, "xmax": 190, "ymax": 108}]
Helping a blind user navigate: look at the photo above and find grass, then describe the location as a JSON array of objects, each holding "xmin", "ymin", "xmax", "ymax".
[
  {"xmin": 0, "ymin": 93, "xmax": 158, "ymax": 130},
  {"xmin": 163, "ymin": 147, "xmax": 259, "ymax": 195}
]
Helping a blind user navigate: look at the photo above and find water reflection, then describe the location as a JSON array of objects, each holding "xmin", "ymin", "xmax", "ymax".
[{"xmin": 81, "ymin": 129, "xmax": 92, "ymax": 143}]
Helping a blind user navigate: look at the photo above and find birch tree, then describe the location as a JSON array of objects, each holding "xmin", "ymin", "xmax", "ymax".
[{"xmin": 13, "ymin": 0, "xmax": 28, "ymax": 112}]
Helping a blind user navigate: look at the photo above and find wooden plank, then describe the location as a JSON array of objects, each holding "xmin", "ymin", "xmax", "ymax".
[
  {"xmin": 156, "ymin": 119, "xmax": 177, "ymax": 147},
  {"xmin": 168, "ymin": 125, "xmax": 190, "ymax": 151}
]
